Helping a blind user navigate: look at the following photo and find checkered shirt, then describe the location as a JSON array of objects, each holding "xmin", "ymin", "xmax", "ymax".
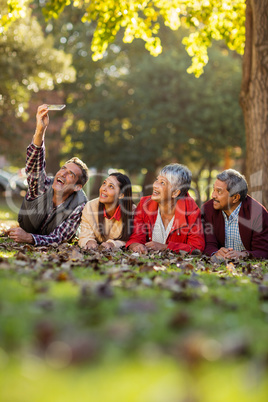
[
  {"xmin": 223, "ymin": 203, "xmax": 245, "ymax": 251},
  {"xmin": 24, "ymin": 143, "xmax": 85, "ymax": 246}
]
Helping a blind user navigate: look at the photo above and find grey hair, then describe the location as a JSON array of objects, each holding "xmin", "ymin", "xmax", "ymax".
[
  {"xmin": 217, "ymin": 169, "xmax": 248, "ymax": 201},
  {"xmin": 159, "ymin": 163, "xmax": 192, "ymax": 197}
]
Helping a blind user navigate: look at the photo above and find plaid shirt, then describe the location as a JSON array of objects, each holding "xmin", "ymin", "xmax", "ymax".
[
  {"xmin": 223, "ymin": 203, "xmax": 244, "ymax": 251},
  {"xmin": 25, "ymin": 143, "xmax": 85, "ymax": 246}
]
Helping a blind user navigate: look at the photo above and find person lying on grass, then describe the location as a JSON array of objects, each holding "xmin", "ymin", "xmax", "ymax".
[
  {"xmin": 79, "ymin": 172, "xmax": 135, "ymax": 251},
  {"xmin": 202, "ymin": 169, "xmax": 268, "ymax": 259},
  {"xmin": 126, "ymin": 163, "xmax": 205, "ymax": 255},
  {"xmin": 7, "ymin": 104, "xmax": 89, "ymax": 246}
]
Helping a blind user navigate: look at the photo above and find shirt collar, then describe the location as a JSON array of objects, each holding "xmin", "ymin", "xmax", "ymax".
[
  {"xmin": 223, "ymin": 202, "xmax": 242, "ymax": 222},
  {"xmin": 103, "ymin": 205, "xmax": 121, "ymax": 221}
]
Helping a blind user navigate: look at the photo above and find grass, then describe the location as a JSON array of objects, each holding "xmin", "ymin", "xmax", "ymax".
[
  {"xmin": 1, "ymin": 195, "xmax": 268, "ymax": 401},
  {"xmin": 0, "ymin": 195, "xmax": 21, "ymax": 235},
  {"xmin": 0, "ymin": 243, "xmax": 268, "ymax": 401},
  {"xmin": 1, "ymin": 356, "xmax": 268, "ymax": 402},
  {"xmin": 0, "ymin": 195, "xmax": 21, "ymax": 221}
]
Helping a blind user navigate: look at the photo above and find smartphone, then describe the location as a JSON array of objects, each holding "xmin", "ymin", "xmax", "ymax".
[{"xmin": 47, "ymin": 104, "xmax": 66, "ymax": 111}]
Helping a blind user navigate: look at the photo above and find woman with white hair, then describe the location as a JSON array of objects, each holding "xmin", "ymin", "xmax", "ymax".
[{"xmin": 126, "ymin": 163, "xmax": 205, "ymax": 254}]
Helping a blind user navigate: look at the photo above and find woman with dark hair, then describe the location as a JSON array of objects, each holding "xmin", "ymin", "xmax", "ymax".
[{"xmin": 79, "ymin": 172, "xmax": 134, "ymax": 250}]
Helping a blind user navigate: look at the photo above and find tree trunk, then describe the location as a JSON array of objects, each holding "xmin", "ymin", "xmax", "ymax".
[
  {"xmin": 142, "ymin": 170, "xmax": 156, "ymax": 196},
  {"xmin": 90, "ymin": 171, "xmax": 105, "ymax": 199},
  {"xmin": 191, "ymin": 162, "xmax": 207, "ymax": 206},
  {"xmin": 206, "ymin": 163, "xmax": 214, "ymax": 202},
  {"xmin": 240, "ymin": 0, "xmax": 268, "ymax": 208},
  {"xmin": 191, "ymin": 176, "xmax": 201, "ymax": 207}
]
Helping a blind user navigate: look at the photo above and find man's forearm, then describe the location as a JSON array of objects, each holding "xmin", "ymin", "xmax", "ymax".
[
  {"xmin": 32, "ymin": 206, "xmax": 83, "ymax": 246},
  {"xmin": 33, "ymin": 104, "xmax": 49, "ymax": 146},
  {"xmin": 7, "ymin": 227, "xmax": 34, "ymax": 244},
  {"xmin": 33, "ymin": 126, "xmax": 46, "ymax": 147}
]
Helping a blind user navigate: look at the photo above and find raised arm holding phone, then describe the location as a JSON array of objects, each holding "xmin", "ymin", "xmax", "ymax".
[{"xmin": 8, "ymin": 104, "xmax": 89, "ymax": 246}]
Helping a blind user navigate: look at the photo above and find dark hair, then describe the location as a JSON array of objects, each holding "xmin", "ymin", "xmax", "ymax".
[
  {"xmin": 98, "ymin": 172, "xmax": 134, "ymax": 241},
  {"xmin": 217, "ymin": 169, "xmax": 248, "ymax": 201},
  {"xmin": 65, "ymin": 157, "xmax": 89, "ymax": 186}
]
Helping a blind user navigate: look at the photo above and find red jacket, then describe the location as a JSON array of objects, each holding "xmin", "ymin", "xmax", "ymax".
[
  {"xmin": 202, "ymin": 196, "xmax": 268, "ymax": 259},
  {"xmin": 126, "ymin": 195, "xmax": 205, "ymax": 254}
]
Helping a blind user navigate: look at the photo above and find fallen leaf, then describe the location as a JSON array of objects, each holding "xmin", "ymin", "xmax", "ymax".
[
  {"xmin": 210, "ymin": 254, "xmax": 226, "ymax": 264},
  {"xmin": 95, "ymin": 281, "xmax": 114, "ymax": 298},
  {"xmin": 119, "ymin": 299, "xmax": 157, "ymax": 314},
  {"xmin": 226, "ymin": 263, "xmax": 236, "ymax": 273},
  {"xmin": 177, "ymin": 262, "xmax": 195, "ymax": 272},
  {"xmin": 14, "ymin": 251, "xmax": 29, "ymax": 262},
  {"xmin": 35, "ymin": 320, "xmax": 56, "ymax": 349},
  {"xmin": 259, "ymin": 285, "xmax": 268, "ymax": 300},
  {"xmin": 69, "ymin": 247, "xmax": 84, "ymax": 261},
  {"xmin": 67, "ymin": 336, "xmax": 99, "ymax": 364},
  {"xmin": 169, "ymin": 311, "xmax": 191, "ymax": 329},
  {"xmin": 55, "ymin": 271, "xmax": 70, "ymax": 282},
  {"xmin": 139, "ymin": 264, "xmax": 155, "ymax": 273},
  {"xmin": 153, "ymin": 265, "xmax": 167, "ymax": 272},
  {"xmin": 141, "ymin": 277, "xmax": 153, "ymax": 287}
]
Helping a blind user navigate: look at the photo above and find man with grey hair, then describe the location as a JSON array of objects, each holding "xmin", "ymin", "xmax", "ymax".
[
  {"xmin": 202, "ymin": 168, "xmax": 268, "ymax": 259},
  {"xmin": 126, "ymin": 163, "xmax": 205, "ymax": 254}
]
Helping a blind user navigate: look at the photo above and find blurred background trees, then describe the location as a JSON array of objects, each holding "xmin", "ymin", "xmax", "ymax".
[
  {"xmin": 0, "ymin": 1, "xmax": 245, "ymax": 204},
  {"xmin": 0, "ymin": 2, "xmax": 75, "ymax": 167}
]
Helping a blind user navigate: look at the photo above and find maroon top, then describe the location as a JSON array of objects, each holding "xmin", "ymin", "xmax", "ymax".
[{"xmin": 201, "ymin": 195, "xmax": 268, "ymax": 258}]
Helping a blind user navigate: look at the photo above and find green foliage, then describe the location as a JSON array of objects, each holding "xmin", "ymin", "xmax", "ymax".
[
  {"xmin": 182, "ymin": 0, "xmax": 246, "ymax": 76},
  {"xmin": 0, "ymin": 1, "xmax": 245, "ymax": 185},
  {"xmin": 0, "ymin": 0, "xmax": 29, "ymax": 32},
  {"xmin": 43, "ymin": 0, "xmax": 71, "ymax": 20},
  {"xmin": 50, "ymin": 9, "xmax": 243, "ymax": 178},
  {"xmin": 0, "ymin": 3, "xmax": 75, "ymax": 164},
  {"xmin": 1, "ymin": 0, "xmax": 246, "ymax": 77}
]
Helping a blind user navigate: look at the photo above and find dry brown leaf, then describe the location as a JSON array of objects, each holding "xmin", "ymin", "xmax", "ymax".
[
  {"xmin": 69, "ymin": 247, "xmax": 84, "ymax": 261},
  {"xmin": 14, "ymin": 251, "xmax": 30, "ymax": 262}
]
